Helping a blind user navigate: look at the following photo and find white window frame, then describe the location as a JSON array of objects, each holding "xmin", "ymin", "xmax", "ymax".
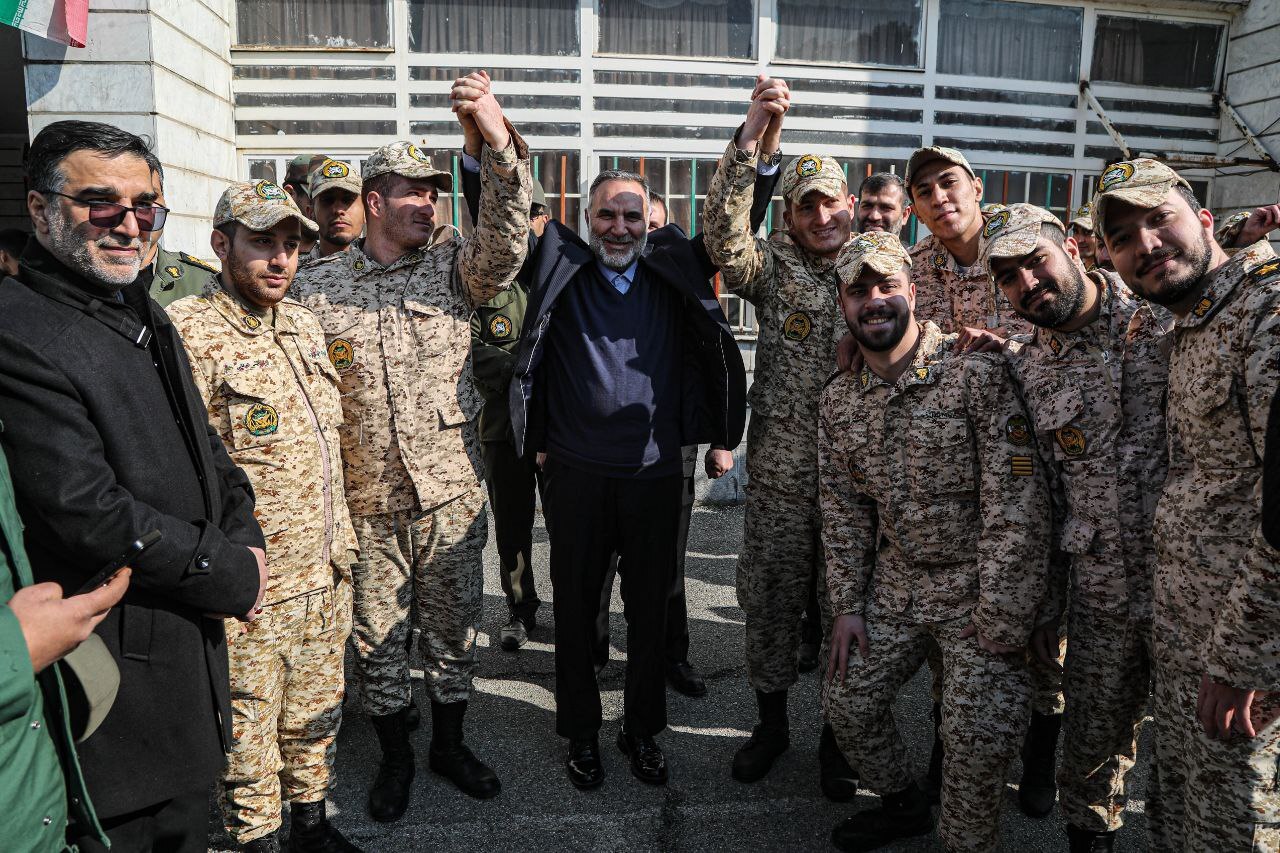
[{"xmin": 230, "ymin": 0, "xmax": 397, "ymax": 52}]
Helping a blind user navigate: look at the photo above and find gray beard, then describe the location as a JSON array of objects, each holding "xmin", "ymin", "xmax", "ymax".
[
  {"xmin": 590, "ymin": 229, "xmax": 647, "ymax": 272},
  {"xmin": 45, "ymin": 210, "xmax": 141, "ymax": 292}
]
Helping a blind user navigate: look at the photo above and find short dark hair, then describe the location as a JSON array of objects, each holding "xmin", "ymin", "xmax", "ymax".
[
  {"xmin": 361, "ymin": 172, "xmax": 401, "ymax": 206},
  {"xmin": 531, "ymin": 202, "xmax": 549, "ymax": 219},
  {"xmin": 589, "ymin": 170, "xmax": 649, "ymax": 208},
  {"xmin": 27, "ymin": 120, "xmax": 163, "ymax": 194},
  {"xmin": 648, "ymin": 190, "xmax": 667, "ymax": 211},
  {"xmin": 1174, "ymin": 183, "xmax": 1202, "ymax": 213},
  {"xmin": 858, "ymin": 172, "xmax": 906, "ymax": 200},
  {"xmin": 1041, "ymin": 222, "xmax": 1067, "ymax": 246},
  {"xmin": 0, "ymin": 228, "xmax": 27, "ymax": 257}
]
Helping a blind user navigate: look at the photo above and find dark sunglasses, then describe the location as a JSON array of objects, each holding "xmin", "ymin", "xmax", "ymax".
[{"xmin": 39, "ymin": 190, "xmax": 170, "ymax": 232}]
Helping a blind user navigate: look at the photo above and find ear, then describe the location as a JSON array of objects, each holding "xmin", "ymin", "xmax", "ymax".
[
  {"xmin": 27, "ymin": 190, "xmax": 52, "ymax": 236},
  {"xmin": 903, "ymin": 204, "xmax": 913, "ymax": 220},
  {"xmin": 906, "ymin": 276, "xmax": 918, "ymax": 313},
  {"xmin": 210, "ymin": 228, "xmax": 232, "ymax": 263},
  {"xmin": 364, "ymin": 191, "xmax": 383, "ymax": 220},
  {"xmin": 782, "ymin": 207, "xmax": 793, "ymax": 231},
  {"xmin": 972, "ymin": 177, "xmax": 984, "ymax": 203},
  {"xmin": 1198, "ymin": 206, "xmax": 1215, "ymax": 235},
  {"xmin": 1063, "ymin": 235, "xmax": 1082, "ymax": 264}
]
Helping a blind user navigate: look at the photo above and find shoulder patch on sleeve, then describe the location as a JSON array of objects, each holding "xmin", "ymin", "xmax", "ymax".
[
  {"xmin": 1248, "ymin": 258, "xmax": 1280, "ymax": 286},
  {"xmin": 178, "ymin": 252, "xmax": 219, "ymax": 274}
]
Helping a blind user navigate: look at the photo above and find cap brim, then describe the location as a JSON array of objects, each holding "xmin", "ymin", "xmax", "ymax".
[
  {"xmin": 61, "ymin": 634, "xmax": 119, "ymax": 742},
  {"xmin": 312, "ymin": 177, "xmax": 363, "ymax": 198},
  {"xmin": 237, "ymin": 208, "xmax": 321, "ymax": 240},
  {"xmin": 786, "ymin": 177, "xmax": 846, "ymax": 204},
  {"xmin": 379, "ymin": 165, "xmax": 454, "ymax": 193},
  {"xmin": 983, "ymin": 229, "xmax": 1041, "ymax": 263}
]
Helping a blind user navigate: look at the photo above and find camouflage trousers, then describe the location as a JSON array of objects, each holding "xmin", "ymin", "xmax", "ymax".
[
  {"xmin": 738, "ymin": 413, "xmax": 826, "ymax": 694},
  {"xmin": 222, "ymin": 578, "xmax": 353, "ymax": 843},
  {"xmin": 1148, "ymin": 640, "xmax": 1280, "ymax": 852},
  {"xmin": 350, "ymin": 484, "xmax": 487, "ymax": 713},
  {"xmin": 825, "ymin": 603, "xmax": 1031, "ymax": 853},
  {"xmin": 926, "ymin": 632, "xmax": 1064, "ymax": 713},
  {"xmin": 1056, "ymin": 606, "xmax": 1152, "ymax": 832}
]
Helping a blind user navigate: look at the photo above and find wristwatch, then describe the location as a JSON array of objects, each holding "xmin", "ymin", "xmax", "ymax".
[{"xmin": 760, "ymin": 147, "xmax": 783, "ymax": 168}]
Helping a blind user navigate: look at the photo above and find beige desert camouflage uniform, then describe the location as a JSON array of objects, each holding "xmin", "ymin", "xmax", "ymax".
[
  {"xmin": 167, "ymin": 284, "xmax": 357, "ymax": 844},
  {"xmin": 1141, "ymin": 241, "xmax": 1280, "ymax": 853},
  {"xmin": 293, "ymin": 138, "xmax": 531, "ymax": 713},
  {"xmin": 820, "ymin": 320, "xmax": 1047, "ymax": 853},
  {"xmin": 1004, "ymin": 266, "xmax": 1173, "ymax": 832},
  {"xmin": 703, "ymin": 141, "xmax": 846, "ymax": 693},
  {"xmin": 910, "ymin": 223, "xmax": 1035, "ymax": 339}
]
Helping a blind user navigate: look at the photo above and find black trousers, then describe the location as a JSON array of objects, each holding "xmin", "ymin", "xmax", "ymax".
[
  {"xmin": 543, "ymin": 458, "xmax": 682, "ymax": 739},
  {"xmin": 482, "ymin": 439, "xmax": 543, "ymax": 624},
  {"xmin": 595, "ymin": 472, "xmax": 694, "ymax": 665},
  {"xmin": 71, "ymin": 788, "xmax": 209, "ymax": 853}
]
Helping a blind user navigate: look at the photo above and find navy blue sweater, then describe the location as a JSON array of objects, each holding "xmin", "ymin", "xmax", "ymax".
[{"xmin": 543, "ymin": 263, "xmax": 683, "ymax": 478}]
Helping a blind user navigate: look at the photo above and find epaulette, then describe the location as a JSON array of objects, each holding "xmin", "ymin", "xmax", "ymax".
[
  {"xmin": 179, "ymin": 252, "xmax": 219, "ymax": 274},
  {"xmin": 1247, "ymin": 257, "xmax": 1280, "ymax": 286}
]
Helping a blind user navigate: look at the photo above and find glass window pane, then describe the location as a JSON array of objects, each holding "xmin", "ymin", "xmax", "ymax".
[
  {"xmin": 598, "ymin": 0, "xmax": 755, "ymax": 59},
  {"xmin": 1029, "ymin": 172, "xmax": 1071, "ymax": 224},
  {"xmin": 937, "ymin": 0, "xmax": 1081, "ymax": 84},
  {"xmin": 407, "ymin": 0, "xmax": 579, "ymax": 55},
  {"xmin": 776, "ymin": 0, "xmax": 921, "ymax": 67},
  {"xmin": 1092, "ymin": 16, "xmax": 1222, "ymax": 90},
  {"xmin": 247, "ymin": 159, "xmax": 278, "ymax": 183},
  {"xmin": 235, "ymin": 1, "xmax": 391, "ymax": 48}
]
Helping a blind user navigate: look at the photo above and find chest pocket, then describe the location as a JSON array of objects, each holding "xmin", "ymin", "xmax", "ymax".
[
  {"xmin": 1181, "ymin": 368, "xmax": 1256, "ymax": 470},
  {"xmin": 403, "ymin": 297, "xmax": 461, "ymax": 358},
  {"xmin": 907, "ymin": 415, "xmax": 975, "ymax": 496},
  {"xmin": 1035, "ymin": 385, "xmax": 1089, "ymax": 462},
  {"xmin": 222, "ymin": 370, "xmax": 293, "ymax": 451}
]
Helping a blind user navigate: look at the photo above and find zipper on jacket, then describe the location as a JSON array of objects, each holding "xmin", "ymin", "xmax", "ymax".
[{"xmin": 284, "ymin": 336, "xmax": 334, "ymax": 569}]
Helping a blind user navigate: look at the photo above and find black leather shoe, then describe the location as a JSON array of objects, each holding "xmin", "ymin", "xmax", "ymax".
[
  {"xmin": 499, "ymin": 617, "xmax": 528, "ymax": 651},
  {"xmin": 428, "ymin": 700, "xmax": 500, "ymax": 799},
  {"xmin": 831, "ymin": 782, "xmax": 933, "ymax": 852},
  {"xmin": 288, "ymin": 800, "xmax": 362, "ymax": 853},
  {"xmin": 566, "ymin": 736, "xmax": 604, "ymax": 789},
  {"xmin": 732, "ymin": 722, "xmax": 789, "ymax": 782},
  {"xmin": 243, "ymin": 832, "xmax": 282, "ymax": 853},
  {"xmin": 617, "ymin": 730, "xmax": 668, "ymax": 785},
  {"xmin": 666, "ymin": 661, "xmax": 707, "ymax": 697},
  {"xmin": 1067, "ymin": 825, "xmax": 1117, "ymax": 853}
]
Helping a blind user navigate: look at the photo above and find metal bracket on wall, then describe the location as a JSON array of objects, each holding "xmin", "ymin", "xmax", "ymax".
[
  {"xmin": 1216, "ymin": 94, "xmax": 1279, "ymax": 171},
  {"xmin": 1079, "ymin": 80, "xmax": 1132, "ymax": 161}
]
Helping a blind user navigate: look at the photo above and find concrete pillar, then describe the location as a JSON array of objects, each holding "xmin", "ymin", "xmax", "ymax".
[{"xmin": 22, "ymin": 0, "xmax": 236, "ymax": 256}]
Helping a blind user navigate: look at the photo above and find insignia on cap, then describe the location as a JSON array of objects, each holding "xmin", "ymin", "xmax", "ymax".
[
  {"xmin": 322, "ymin": 160, "xmax": 350, "ymax": 178},
  {"xmin": 983, "ymin": 210, "xmax": 1011, "ymax": 240},
  {"xmin": 254, "ymin": 181, "xmax": 287, "ymax": 201},
  {"xmin": 245, "ymin": 402, "xmax": 279, "ymax": 437},
  {"xmin": 796, "ymin": 155, "xmax": 822, "ymax": 178},
  {"xmin": 242, "ymin": 314, "xmax": 262, "ymax": 330},
  {"xmin": 407, "ymin": 144, "xmax": 431, "ymax": 164},
  {"xmin": 783, "ymin": 311, "xmax": 812, "ymax": 341},
  {"xmin": 1099, "ymin": 163, "xmax": 1135, "ymax": 192},
  {"xmin": 328, "ymin": 338, "xmax": 355, "ymax": 370},
  {"xmin": 1010, "ymin": 455, "xmax": 1034, "ymax": 476},
  {"xmin": 1054, "ymin": 426, "xmax": 1086, "ymax": 456},
  {"xmin": 850, "ymin": 235, "xmax": 877, "ymax": 253},
  {"xmin": 1005, "ymin": 414, "xmax": 1031, "ymax": 447},
  {"xmin": 1075, "ymin": 205, "xmax": 1091, "ymax": 218},
  {"xmin": 164, "ymin": 265, "xmax": 181, "ymax": 278},
  {"xmin": 489, "ymin": 314, "xmax": 512, "ymax": 338}
]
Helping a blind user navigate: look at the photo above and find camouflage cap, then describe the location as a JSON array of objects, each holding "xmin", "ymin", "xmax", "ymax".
[
  {"xmin": 531, "ymin": 178, "xmax": 547, "ymax": 211},
  {"xmin": 1093, "ymin": 158, "xmax": 1192, "ymax": 232},
  {"xmin": 362, "ymin": 141, "xmax": 453, "ymax": 191},
  {"xmin": 1068, "ymin": 202, "xmax": 1094, "ymax": 231},
  {"xmin": 1215, "ymin": 210, "xmax": 1251, "ymax": 244},
  {"xmin": 836, "ymin": 231, "xmax": 913, "ymax": 286},
  {"xmin": 981, "ymin": 202, "xmax": 1009, "ymax": 215},
  {"xmin": 780, "ymin": 153, "xmax": 846, "ymax": 204},
  {"xmin": 214, "ymin": 180, "xmax": 319, "ymax": 238},
  {"xmin": 904, "ymin": 146, "xmax": 976, "ymax": 197},
  {"xmin": 308, "ymin": 158, "xmax": 362, "ymax": 200},
  {"xmin": 978, "ymin": 203, "xmax": 1065, "ymax": 273}
]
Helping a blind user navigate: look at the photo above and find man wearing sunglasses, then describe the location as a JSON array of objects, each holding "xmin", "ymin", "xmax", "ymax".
[{"xmin": 0, "ymin": 120, "xmax": 268, "ymax": 851}]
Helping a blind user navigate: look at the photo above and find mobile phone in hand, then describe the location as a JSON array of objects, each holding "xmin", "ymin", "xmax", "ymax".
[{"xmin": 76, "ymin": 530, "xmax": 161, "ymax": 595}]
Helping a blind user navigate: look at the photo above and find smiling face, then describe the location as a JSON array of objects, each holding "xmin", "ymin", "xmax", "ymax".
[
  {"xmin": 909, "ymin": 162, "xmax": 983, "ymax": 243},
  {"xmin": 856, "ymin": 184, "xmax": 909, "ymax": 236},
  {"xmin": 1102, "ymin": 188, "xmax": 1215, "ymax": 309},
  {"xmin": 990, "ymin": 233, "xmax": 1090, "ymax": 329},
  {"xmin": 840, "ymin": 264, "xmax": 916, "ymax": 352},
  {"xmin": 29, "ymin": 149, "xmax": 159, "ymax": 289},
  {"xmin": 587, "ymin": 178, "xmax": 648, "ymax": 271},
  {"xmin": 783, "ymin": 188, "xmax": 854, "ymax": 259},
  {"xmin": 212, "ymin": 219, "xmax": 302, "ymax": 310},
  {"xmin": 1070, "ymin": 224, "xmax": 1098, "ymax": 265}
]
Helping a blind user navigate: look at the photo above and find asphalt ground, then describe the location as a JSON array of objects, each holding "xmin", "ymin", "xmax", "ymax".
[{"xmin": 211, "ymin": 498, "xmax": 1153, "ymax": 852}]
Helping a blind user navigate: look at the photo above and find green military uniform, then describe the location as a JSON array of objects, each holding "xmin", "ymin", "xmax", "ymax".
[{"xmin": 148, "ymin": 245, "xmax": 218, "ymax": 308}]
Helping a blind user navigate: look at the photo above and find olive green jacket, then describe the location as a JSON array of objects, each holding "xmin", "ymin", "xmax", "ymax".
[
  {"xmin": 149, "ymin": 245, "xmax": 218, "ymax": 308},
  {"xmin": 470, "ymin": 282, "xmax": 529, "ymax": 443}
]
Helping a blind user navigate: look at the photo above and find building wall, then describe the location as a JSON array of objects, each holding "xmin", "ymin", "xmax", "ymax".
[
  {"xmin": 1215, "ymin": 0, "xmax": 1280, "ymax": 246},
  {"xmin": 22, "ymin": 0, "xmax": 237, "ymax": 255}
]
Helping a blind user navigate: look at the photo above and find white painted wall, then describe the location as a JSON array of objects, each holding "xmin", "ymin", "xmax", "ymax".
[{"xmin": 22, "ymin": 0, "xmax": 236, "ymax": 257}]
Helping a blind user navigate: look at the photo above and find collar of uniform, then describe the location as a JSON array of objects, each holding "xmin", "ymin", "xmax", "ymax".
[
  {"xmin": 1176, "ymin": 241, "xmax": 1274, "ymax": 330},
  {"xmin": 1036, "ymin": 271, "xmax": 1114, "ymax": 359},
  {"xmin": 856, "ymin": 321, "xmax": 946, "ymax": 394},
  {"xmin": 915, "ymin": 234, "xmax": 983, "ymax": 281},
  {"xmin": 207, "ymin": 285, "xmax": 293, "ymax": 336},
  {"xmin": 346, "ymin": 240, "xmax": 424, "ymax": 279}
]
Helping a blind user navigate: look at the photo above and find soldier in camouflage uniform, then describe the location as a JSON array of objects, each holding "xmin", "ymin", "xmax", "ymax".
[
  {"xmin": 982, "ymin": 203, "xmax": 1172, "ymax": 851},
  {"xmin": 304, "ymin": 158, "xmax": 364, "ymax": 261},
  {"xmin": 1068, "ymin": 203, "xmax": 1101, "ymax": 271},
  {"xmin": 1215, "ymin": 205, "xmax": 1280, "ymax": 252},
  {"xmin": 167, "ymin": 182, "xmax": 360, "ymax": 853},
  {"xmin": 292, "ymin": 72, "xmax": 531, "ymax": 819},
  {"xmin": 821, "ymin": 232, "xmax": 1048, "ymax": 853},
  {"xmin": 1095, "ymin": 159, "xmax": 1280, "ymax": 853},
  {"xmin": 703, "ymin": 76, "xmax": 858, "ymax": 794}
]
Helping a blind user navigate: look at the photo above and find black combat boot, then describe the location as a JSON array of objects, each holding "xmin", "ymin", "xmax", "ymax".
[
  {"xmin": 405, "ymin": 700, "xmax": 421, "ymax": 732},
  {"xmin": 818, "ymin": 722, "xmax": 858, "ymax": 802},
  {"xmin": 924, "ymin": 702, "xmax": 944, "ymax": 804},
  {"xmin": 1018, "ymin": 711, "xmax": 1063, "ymax": 818},
  {"xmin": 831, "ymin": 781, "xmax": 933, "ymax": 851},
  {"xmin": 797, "ymin": 613, "xmax": 820, "ymax": 673},
  {"xmin": 367, "ymin": 708, "xmax": 415, "ymax": 822},
  {"xmin": 428, "ymin": 699, "xmax": 501, "ymax": 799},
  {"xmin": 732, "ymin": 689, "xmax": 789, "ymax": 782},
  {"xmin": 287, "ymin": 801, "xmax": 362, "ymax": 853},
  {"xmin": 1067, "ymin": 825, "xmax": 1117, "ymax": 853},
  {"xmin": 243, "ymin": 831, "xmax": 282, "ymax": 853}
]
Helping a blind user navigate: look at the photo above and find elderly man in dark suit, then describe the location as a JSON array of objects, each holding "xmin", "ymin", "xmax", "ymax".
[
  {"xmin": 0, "ymin": 120, "xmax": 266, "ymax": 851},
  {"xmin": 509, "ymin": 168, "xmax": 747, "ymax": 790}
]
